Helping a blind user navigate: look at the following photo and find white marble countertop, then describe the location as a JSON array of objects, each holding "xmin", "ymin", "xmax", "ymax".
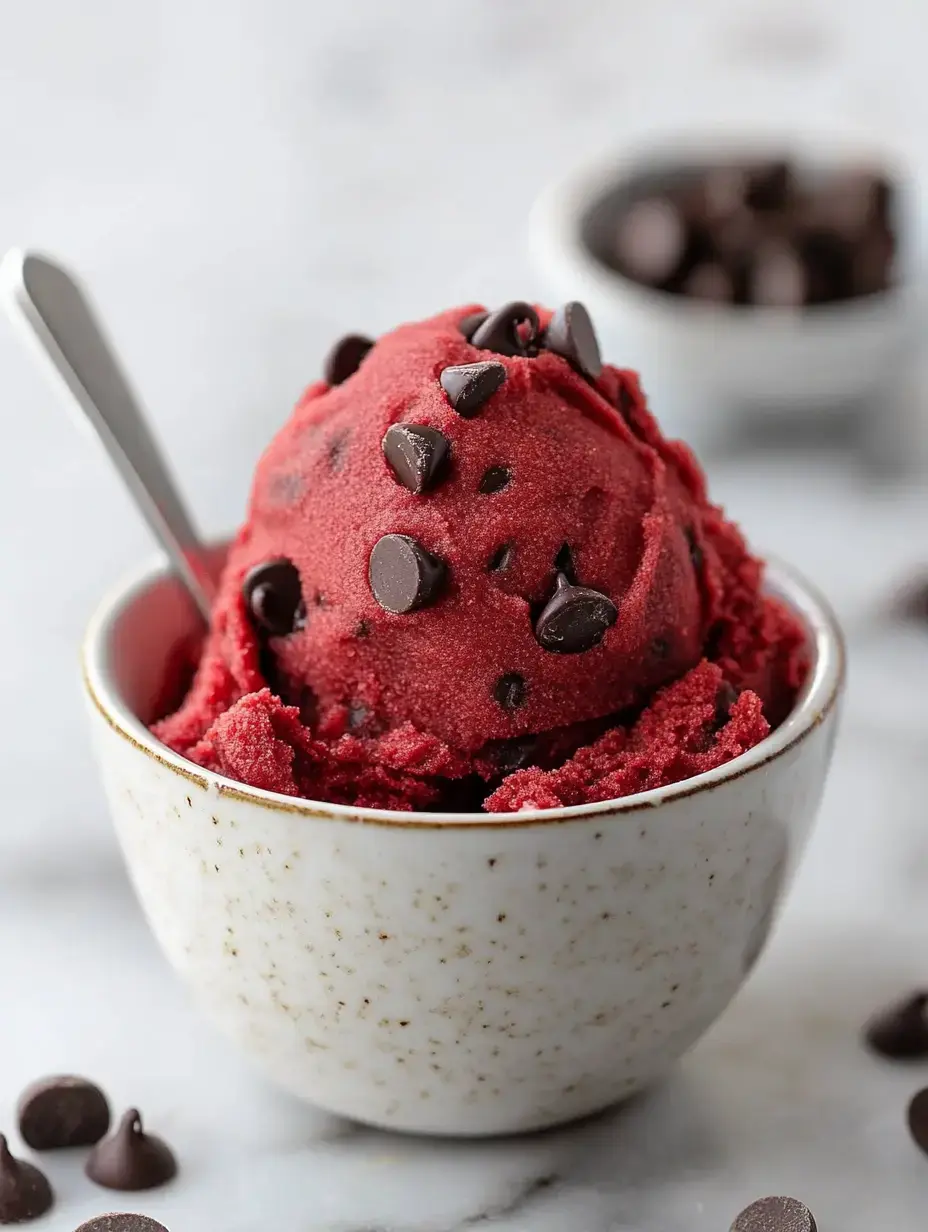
[{"xmin": 3, "ymin": 1, "xmax": 928, "ymax": 1228}]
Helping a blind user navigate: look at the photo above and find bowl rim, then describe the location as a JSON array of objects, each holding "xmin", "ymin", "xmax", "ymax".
[
  {"xmin": 528, "ymin": 136, "xmax": 921, "ymax": 328},
  {"xmin": 82, "ymin": 550, "xmax": 844, "ymax": 830}
]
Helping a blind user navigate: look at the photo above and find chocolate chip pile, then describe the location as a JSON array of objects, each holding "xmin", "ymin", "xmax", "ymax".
[
  {"xmin": 0, "ymin": 1073, "xmax": 175, "ymax": 1226},
  {"xmin": 602, "ymin": 158, "xmax": 897, "ymax": 307}
]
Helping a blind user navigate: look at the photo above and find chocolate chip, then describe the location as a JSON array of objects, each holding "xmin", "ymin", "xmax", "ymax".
[
  {"xmin": 369, "ymin": 534, "xmax": 447, "ymax": 614},
  {"xmin": 543, "ymin": 302, "xmax": 603, "ymax": 379},
  {"xmin": 614, "ymin": 198, "xmax": 687, "ymax": 286},
  {"xmin": 487, "ymin": 737, "xmax": 538, "ymax": 775},
  {"xmin": 534, "ymin": 573, "xmax": 618, "ymax": 654},
  {"xmin": 749, "ymin": 240, "xmax": 808, "ymax": 307},
  {"xmin": 323, "ymin": 334, "xmax": 373, "ymax": 385},
  {"xmin": 355, "ymin": 618, "xmax": 371, "ymax": 638},
  {"xmin": 553, "ymin": 543, "xmax": 578, "ymax": 585},
  {"xmin": 683, "ymin": 262, "xmax": 735, "ymax": 302},
  {"xmin": 479, "ymin": 465, "xmax": 512, "ymax": 494},
  {"xmin": 458, "ymin": 310, "xmax": 489, "ymax": 340},
  {"xmin": 494, "ymin": 673, "xmax": 526, "ymax": 711},
  {"xmin": 864, "ymin": 992, "xmax": 928, "ymax": 1059},
  {"xmin": 382, "ymin": 424, "xmax": 451, "ymax": 494},
  {"xmin": 488, "ymin": 544, "xmax": 514, "ymax": 573},
  {"xmin": 714, "ymin": 681, "xmax": 739, "ymax": 728},
  {"xmin": 85, "ymin": 1109, "xmax": 177, "ymax": 1192},
  {"xmin": 75, "ymin": 1217, "xmax": 170, "ymax": 1232},
  {"xmin": 328, "ymin": 430, "xmax": 350, "ymax": 473},
  {"xmin": 470, "ymin": 302, "xmax": 540, "ymax": 357},
  {"xmin": 440, "ymin": 362, "xmax": 507, "ymax": 418},
  {"xmin": 908, "ymin": 1087, "xmax": 928, "ymax": 1156},
  {"xmin": 0, "ymin": 1135, "xmax": 53, "ymax": 1223},
  {"xmin": 730, "ymin": 1196, "xmax": 816, "ymax": 1232},
  {"xmin": 745, "ymin": 160, "xmax": 792, "ymax": 211},
  {"xmin": 243, "ymin": 559, "xmax": 306, "ymax": 636},
  {"xmin": 18, "ymin": 1075, "xmax": 110, "ymax": 1150}
]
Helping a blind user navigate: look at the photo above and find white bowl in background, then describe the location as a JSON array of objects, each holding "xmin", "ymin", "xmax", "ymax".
[
  {"xmin": 529, "ymin": 131, "xmax": 924, "ymax": 448},
  {"xmin": 82, "ymin": 550, "xmax": 843, "ymax": 1136}
]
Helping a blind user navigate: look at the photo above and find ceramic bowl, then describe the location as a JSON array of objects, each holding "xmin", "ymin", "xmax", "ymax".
[
  {"xmin": 529, "ymin": 129, "xmax": 923, "ymax": 448},
  {"xmin": 82, "ymin": 550, "xmax": 843, "ymax": 1136}
]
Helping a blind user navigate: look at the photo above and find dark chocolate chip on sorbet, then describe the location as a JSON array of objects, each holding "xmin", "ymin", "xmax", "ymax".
[
  {"xmin": 458, "ymin": 310, "xmax": 489, "ymax": 340},
  {"xmin": 0, "ymin": 1135, "xmax": 53, "ymax": 1224},
  {"xmin": 470, "ymin": 301, "xmax": 540, "ymax": 357},
  {"xmin": 243, "ymin": 559, "xmax": 306, "ymax": 636},
  {"xmin": 685, "ymin": 526, "xmax": 704, "ymax": 571},
  {"xmin": 18, "ymin": 1074, "xmax": 111, "ymax": 1151},
  {"xmin": 543, "ymin": 301, "xmax": 603, "ymax": 379},
  {"xmin": 865, "ymin": 992, "xmax": 928, "ymax": 1060},
  {"xmin": 479, "ymin": 465, "xmax": 512, "ymax": 494},
  {"xmin": 535, "ymin": 573, "xmax": 617, "ymax": 655},
  {"xmin": 908, "ymin": 1087, "xmax": 928, "ymax": 1156},
  {"xmin": 74, "ymin": 1216, "xmax": 170, "ymax": 1232},
  {"xmin": 369, "ymin": 534, "xmax": 447, "ymax": 614},
  {"xmin": 714, "ymin": 681, "xmax": 739, "ymax": 729},
  {"xmin": 493, "ymin": 673, "xmax": 527, "ymax": 711},
  {"xmin": 440, "ymin": 361, "xmax": 507, "ymax": 418},
  {"xmin": 323, "ymin": 334, "xmax": 374, "ymax": 385},
  {"xmin": 355, "ymin": 618, "xmax": 372, "ymax": 638},
  {"xmin": 488, "ymin": 544, "xmax": 514, "ymax": 573},
  {"xmin": 730, "ymin": 1195, "xmax": 816, "ymax": 1232},
  {"xmin": 85, "ymin": 1109, "xmax": 177, "ymax": 1193},
  {"xmin": 487, "ymin": 736, "xmax": 538, "ymax": 775},
  {"xmin": 553, "ymin": 543, "xmax": 578, "ymax": 585},
  {"xmin": 382, "ymin": 424, "xmax": 451, "ymax": 494}
]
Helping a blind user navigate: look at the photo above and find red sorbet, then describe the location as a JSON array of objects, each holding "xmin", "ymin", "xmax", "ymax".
[{"xmin": 153, "ymin": 303, "xmax": 807, "ymax": 811}]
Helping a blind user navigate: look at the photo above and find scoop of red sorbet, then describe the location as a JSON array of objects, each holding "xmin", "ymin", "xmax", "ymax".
[{"xmin": 154, "ymin": 301, "xmax": 807, "ymax": 810}]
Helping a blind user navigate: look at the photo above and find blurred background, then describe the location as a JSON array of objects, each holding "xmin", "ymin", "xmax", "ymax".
[{"xmin": 2, "ymin": 0, "xmax": 928, "ymax": 874}]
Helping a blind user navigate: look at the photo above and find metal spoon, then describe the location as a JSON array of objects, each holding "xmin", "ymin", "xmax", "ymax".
[{"xmin": 0, "ymin": 248, "xmax": 216, "ymax": 621}]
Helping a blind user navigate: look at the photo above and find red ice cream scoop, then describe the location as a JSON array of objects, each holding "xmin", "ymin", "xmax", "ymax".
[{"xmin": 155, "ymin": 300, "xmax": 806, "ymax": 809}]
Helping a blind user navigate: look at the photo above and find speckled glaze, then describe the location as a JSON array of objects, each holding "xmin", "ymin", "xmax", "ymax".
[{"xmin": 82, "ymin": 553, "xmax": 843, "ymax": 1136}]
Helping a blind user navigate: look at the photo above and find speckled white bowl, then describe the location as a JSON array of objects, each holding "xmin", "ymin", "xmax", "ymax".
[{"xmin": 82, "ymin": 551, "xmax": 843, "ymax": 1137}]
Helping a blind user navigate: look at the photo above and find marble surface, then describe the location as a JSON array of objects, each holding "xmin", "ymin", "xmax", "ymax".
[{"xmin": 3, "ymin": 0, "xmax": 928, "ymax": 1227}]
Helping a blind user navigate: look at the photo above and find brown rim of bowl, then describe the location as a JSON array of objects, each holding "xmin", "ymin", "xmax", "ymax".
[{"xmin": 81, "ymin": 551, "xmax": 845, "ymax": 830}]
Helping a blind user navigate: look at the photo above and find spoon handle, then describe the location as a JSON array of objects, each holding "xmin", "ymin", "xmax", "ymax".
[{"xmin": 0, "ymin": 248, "xmax": 216, "ymax": 621}]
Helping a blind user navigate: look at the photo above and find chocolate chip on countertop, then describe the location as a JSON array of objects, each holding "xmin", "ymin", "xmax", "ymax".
[
  {"xmin": 614, "ymin": 197, "xmax": 687, "ymax": 286},
  {"xmin": 458, "ymin": 310, "xmax": 489, "ymax": 341},
  {"xmin": 243, "ymin": 559, "xmax": 306, "ymax": 636},
  {"xmin": 470, "ymin": 302, "xmax": 540, "ymax": 357},
  {"xmin": 74, "ymin": 1217, "xmax": 170, "ymax": 1232},
  {"xmin": 864, "ymin": 992, "xmax": 928, "ymax": 1059},
  {"xmin": 493, "ymin": 673, "xmax": 527, "ymax": 711},
  {"xmin": 730, "ymin": 1196, "xmax": 816, "ymax": 1232},
  {"xmin": 0, "ymin": 1135, "xmax": 53, "ymax": 1224},
  {"xmin": 369, "ymin": 534, "xmax": 447, "ymax": 614},
  {"xmin": 440, "ymin": 362, "xmax": 507, "ymax": 418},
  {"xmin": 478, "ymin": 465, "xmax": 512, "ymax": 494},
  {"xmin": 323, "ymin": 334, "xmax": 374, "ymax": 385},
  {"xmin": 18, "ymin": 1075, "xmax": 111, "ymax": 1150},
  {"xmin": 543, "ymin": 301, "xmax": 603, "ymax": 379},
  {"xmin": 534, "ymin": 573, "xmax": 618, "ymax": 655},
  {"xmin": 382, "ymin": 424, "xmax": 451, "ymax": 494},
  {"xmin": 908, "ymin": 1087, "xmax": 928, "ymax": 1156},
  {"xmin": 85, "ymin": 1109, "xmax": 177, "ymax": 1193}
]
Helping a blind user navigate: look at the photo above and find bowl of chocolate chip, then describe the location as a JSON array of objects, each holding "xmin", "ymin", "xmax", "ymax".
[{"xmin": 530, "ymin": 132, "xmax": 921, "ymax": 444}]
